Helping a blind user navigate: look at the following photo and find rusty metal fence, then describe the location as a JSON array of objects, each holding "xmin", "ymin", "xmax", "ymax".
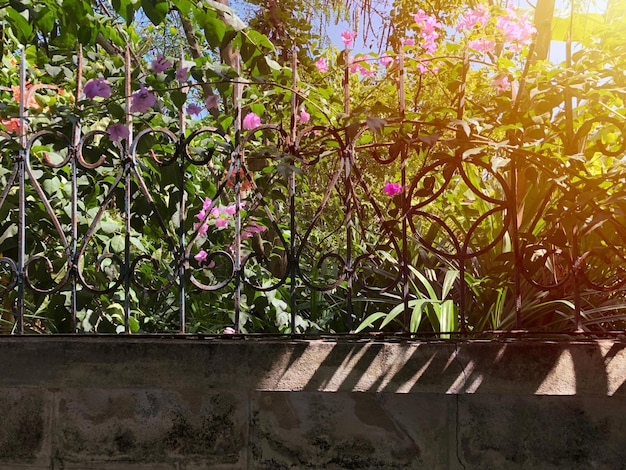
[{"xmin": 1, "ymin": 47, "xmax": 626, "ymax": 336}]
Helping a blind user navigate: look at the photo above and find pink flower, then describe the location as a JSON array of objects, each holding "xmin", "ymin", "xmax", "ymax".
[
  {"xmin": 107, "ymin": 123, "xmax": 130, "ymax": 142},
  {"xmin": 224, "ymin": 327, "xmax": 236, "ymax": 334},
  {"xmin": 197, "ymin": 223, "xmax": 209, "ymax": 236},
  {"xmin": 176, "ymin": 66, "xmax": 188, "ymax": 82},
  {"xmin": 412, "ymin": 10, "xmax": 442, "ymax": 55},
  {"xmin": 223, "ymin": 204, "xmax": 237, "ymax": 216},
  {"xmin": 210, "ymin": 207, "xmax": 221, "ymax": 217},
  {"xmin": 151, "ymin": 54, "xmax": 172, "ymax": 73},
  {"xmin": 497, "ymin": 7, "xmax": 536, "ymax": 50},
  {"xmin": 242, "ymin": 112, "xmax": 261, "ymax": 130},
  {"xmin": 341, "ymin": 30, "xmax": 358, "ymax": 48},
  {"xmin": 349, "ymin": 58, "xmax": 375, "ymax": 77},
  {"xmin": 215, "ymin": 218, "xmax": 228, "ymax": 228},
  {"xmin": 493, "ymin": 75, "xmax": 511, "ymax": 93},
  {"xmin": 1, "ymin": 118, "xmax": 20, "ymax": 133},
  {"xmin": 84, "ymin": 78, "xmax": 111, "ymax": 99},
  {"xmin": 195, "ymin": 250, "xmax": 216, "ymax": 268},
  {"xmin": 456, "ymin": 5, "xmax": 491, "ymax": 31},
  {"xmin": 202, "ymin": 197, "xmax": 213, "ymax": 211},
  {"xmin": 403, "ymin": 38, "xmax": 415, "ymax": 46},
  {"xmin": 315, "ymin": 57, "xmax": 328, "ymax": 73},
  {"xmin": 205, "ymin": 95, "xmax": 219, "ymax": 109},
  {"xmin": 187, "ymin": 104, "xmax": 203, "ymax": 115},
  {"xmin": 194, "ymin": 250, "xmax": 208, "ymax": 263},
  {"xmin": 379, "ymin": 56, "xmax": 394, "ymax": 67},
  {"xmin": 383, "ymin": 182, "xmax": 403, "ymax": 197},
  {"xmin": 130, "ymin": 86, "xmax": 156, "ymax": 113},
  {"xmin": 299, "ymin": 109, "xmax": 310, "ymax": 123}
]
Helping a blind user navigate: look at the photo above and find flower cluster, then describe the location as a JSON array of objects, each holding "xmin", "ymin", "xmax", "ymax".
[
  {"xmin": 193, "ymin": 196, "xmax": 267, "ymax": 264},
  {"xmin": 383, "ymin": 182, "xmax": 403, "ymax": 197},
  {"xmin": 496, "ymin": 5, "xmax": 536, "ymax": 51},
  {"xmin": 413, "ymin": 10, "xmax": 442, "ymax": 55},
  {"xmin": 341, "ymin": 31, "xmax": 358, "ymax": 48}
]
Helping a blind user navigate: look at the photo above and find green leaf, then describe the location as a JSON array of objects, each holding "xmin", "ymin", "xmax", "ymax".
[
  {"xmin": 204, "ymin": 0, "xmax": 246, "ymax": 31},
  {"xmin": 141, "ymin": 0, "xmax": 169, "ymax": 26},
  {"xmin": 203, "ymin": 15, "xmax": 226, "ymax": 47},
  {"xmin": 110, "ymin": 235, "xmax": 125, "ymax": 252},
  {"xmin": 441, "ymin": 269, "xmax": 459, "ymax": 299},
  {"xmin": 7, "ymin": 7, "xmax": 33, "ymax": 42},
  {"xmin": 355, "ymin": 312, "xmax": 387, "ymax": 332},
  {"xmin": 380, "ymin": 303, "xmax": 406, "ymax": 328},
  {"xmin": 170, "ymin": 90, "xmax": 187, "ymax": 111},
  {"xmin": 112, "ymin": 0, "xmax": 135, "ymax": 25}
]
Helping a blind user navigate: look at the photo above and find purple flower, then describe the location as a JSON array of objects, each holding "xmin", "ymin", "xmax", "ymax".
[
  {"xmin": 383, "ymin": 182, "xmax": 403, "ymax": 197},
  {"xmin": 151, "ymin": 54, "xmax": 172, "ymax": 73},
  {"xmin": 205, "ymin": 95, "xmax": 219, "ymax": 109},
  {"xmin": 314, "ymin": 58, "xmax": 328, "ymax": 73},
  {"xmin": 176, "ymin": 66, "xmax": 188, "ymax": 82},
  {"xmin": 107, "ymin": 123, "xmax": 129, "ymax": 142},
  {"xmin": 130, "ymin": 86, "xmax": 156, "ymax": 113},
  {"xmin": 187, "ymin": 103, "xmax": 203, "ymax": 116},
  {"xmin": 84, "ymin": 78, "xmax": 111, "ymax": 99},
  {"xmin": 242, "ymin": 112, "xmax": 261, "ymax": 130}
]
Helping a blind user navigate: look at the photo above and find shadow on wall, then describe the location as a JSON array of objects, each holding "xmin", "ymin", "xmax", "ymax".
[{"xmin": 2, "ymin": 337, "xmax": 626, "ymax": 469}]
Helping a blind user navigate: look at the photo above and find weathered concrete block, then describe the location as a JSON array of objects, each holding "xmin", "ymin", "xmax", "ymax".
[
  {"xmin": 53, "ymin": 389, "xmax": 247, "ymax": 468},
  {"xmin": 0, "ymin": 388, "xmax": 50, "ymax": 467},
  {"xmin": 249, "ymin": 391, "xmax": 453, "ymax": 469},
  {"xmin": 457, "ymin": 394, "xmax": 626, "ymax": 469}
]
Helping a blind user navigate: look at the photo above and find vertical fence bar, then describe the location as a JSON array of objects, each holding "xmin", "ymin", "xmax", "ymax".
[
  {"xmin": 233, "ymin": 54, "xmax": 242, "ymax": 333},
  {"xmin": 289, "ymin": 46, "xmax": 298, "ymax": 334},
  {"xmin": 342, "ymin": 48, "xmax": 354, "ymax": 329},
  {"xmin": 178, "ymin": 49, "xmax": 187, "ymax": 334},
  {"xmin": 573, "ymin": 229, "xmax": 582, "ymax": 332},
  {"xmin": 398, "ymin": 53, "xmax": 411, "ymax": 332},
  {"xmin": 511, "ymin": 154, "xmax": 522, "ymax": 330},
  {"xmin": 70, "ymin": 45, "xmax": 83, "ymax": 332},
  {"xmin": 123, "ymin": 47, "xmax": 132, "ymax": 334},
  {"xmin": 16, "ymin": 46, "xmax": 26, "ymax": 334}
]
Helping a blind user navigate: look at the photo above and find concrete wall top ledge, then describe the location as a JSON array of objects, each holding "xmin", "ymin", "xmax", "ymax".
[{"xmin": 1, "ymin": 337, "xmax": 626, "ymax": 396}]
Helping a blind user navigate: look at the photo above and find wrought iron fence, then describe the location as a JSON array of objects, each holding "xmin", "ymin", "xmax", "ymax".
[{"xmin": 1, "ymin": 47, "xmax": 626, "ymax": 336}]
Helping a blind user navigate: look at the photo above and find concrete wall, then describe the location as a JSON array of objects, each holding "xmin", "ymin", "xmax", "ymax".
[{"xmin": 1, "ymin": 337, "xmax": 626, "ymax": 469}]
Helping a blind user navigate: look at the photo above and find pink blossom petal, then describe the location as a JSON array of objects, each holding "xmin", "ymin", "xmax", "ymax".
[
  {"xmin": 383, "ymin": 182, "xmax": 403, "ymax": 197},
  {"xmin": 341, "ymin": 30, "xmax": 358, "ymax": 47},
  {"xmin": 314, "ymin": 58, "xmax": 328, "ymax": 73},
  {"xmin": 242, "ymin": 112, "xmax": 261, "ymax": 130},
  {"xmin": 299, "ymin": 109, "xmax": 310, "ymax": 123}
]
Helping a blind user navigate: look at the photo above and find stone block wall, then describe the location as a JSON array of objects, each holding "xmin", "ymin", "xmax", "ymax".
[{"xmin": 1, "ymin": 338, "xmax": 626, "ymax": 469}]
